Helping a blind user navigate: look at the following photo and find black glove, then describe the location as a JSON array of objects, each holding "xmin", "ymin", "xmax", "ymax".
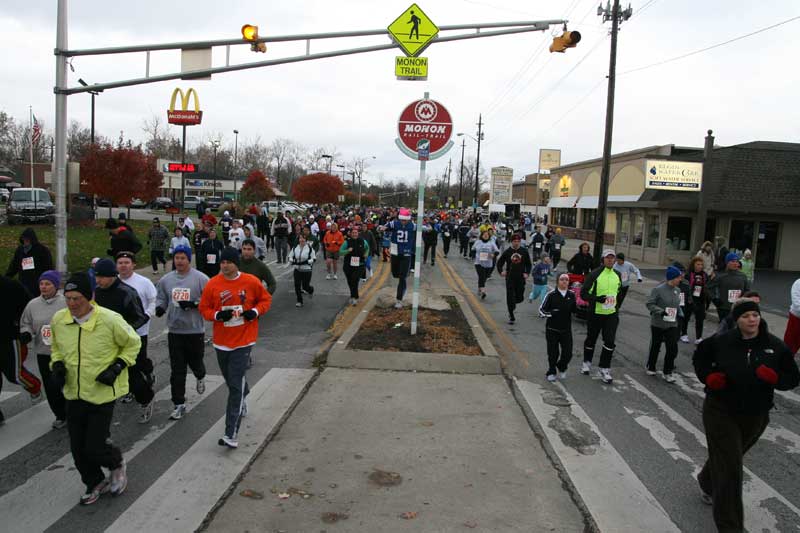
[
  {"xmin": 215, "ymin": 309, "xmax": 234, "ymax": 322},
  {"xmin": 178, "ymin": 300, "xmax": 198, "ymax": 310},
  {"xmin": 243, "ymin": 309, "xmax": 258, "ymax": 321},
  {"xmin": 96, "ymin": 359, "xmax": 125, "ymax": 386},
  {"xmin": 155, "ymin": 306, "xmax": 166, "ymax": 317},
  {"xmin": 596, "ymin": 295, "xmax": 607, "ymax": 304},
  {"xmin": 19, "ymin": 332, "xmax": 32, "ymax": 345},
  {"xmin": 51, "ymin": 361, "xmax": 67, "ymax": 390}
]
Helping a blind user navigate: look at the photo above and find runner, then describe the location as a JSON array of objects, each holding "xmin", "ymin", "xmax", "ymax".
[
  {"xmin": 340, "ymin": 226, "xmax": 369, "ymax": 306},
  {"xmin": 199, "ymin": 228, "xmax": 224, "ymax": 278},
  {"xmin": 528, "ymin": 254, "xmax": 553, "ymax": 304},
  {"xmin": 472, "ymin": 230, "xmax": 499, "ymax": 301},
  {"xmin": 271, "ymin": 211, "xmax": 291, "ymax": 263},
  {"xmin": 467, "ymin": 222, "xmax": 480, "ymax": 259},
  {"xmin": 539, "ymin": 273, "xmax": 576, "ymax": 382},
  {"xmin": 147, "ymin": 217, "xmax": 170, "ymax": 275},
  {"xmin": 239, "ymin": 239, "xmax": 277, "ymax": 296},
  {"xmin": 382, "ymin": 208, "xmax": 416, "ymax": 308},
  {"xmin": 546, "ymin": 228, "xmax": 566, "ymax": 272},
  {"xmin": 154, "ymin": 245, "xmax": 209, "ymax": 421},
  {"xmin": 199, "ymin": 247, "xmax": 272, "ymax": 449},
  {"xmin": 441, "ymin": 216, "xmax": 455, "ymax": 258},
  {"xmin": 529, "ymin": 226, "xmax": 546, "ymax": 262},
  {"xmin": 220, "ymin": 210, "xmax": 233, "ymax": 246},
  {"xmin": 785, "ymin": 277, "xmax": 800, "ymax": 355},
  {"xmin": 496, "ymin": 234, "xmax": 532, "ymax": 324},
  {"xmin": 612, "ymin": 252, "xmax": 642, "ymax": 310},
  {"xmin": 457, "ymin": 218, "xmax": 471, "ymax": 258},
  {"xmin": 645, "ymin": 266, "xmax": 683, "ymax": 382},
  {"xmin": 169, "ymin": 227, "xmax": 191, "ymax": 270},
  {"xmin": 670, "ymin": 261, "xmax": 693, "ymax": 343},
  {"xmin": 323, "ymin": 222, "xmax": 344, "ymax": 280},
  {"xmin": 567, "ymin": 242, "xmax": 594, "ymax": 276},
  {"xmin": 50, "ymin": 272, "xmax": 140, "ymax": 504},
  {"xmin": 228, "ymin": 219, "xmax": 246, "ymax": 251},
  {"xmin": 289, "ymin": 233, "xmax": 316, "ymax": 308},
  {"xmin": 580, "ymin": 249, "xmax": 622, "ymax": 384},
  {"xmin": 421, "ymin": 216, "xmax": 440, "ymax": 267},
  {"xmin": 6, "ymin": 227, "xmax": 54, "ymax": 297}
]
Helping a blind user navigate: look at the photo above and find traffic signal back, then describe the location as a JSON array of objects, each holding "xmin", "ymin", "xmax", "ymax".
[{"xmin": 549, "ymin": 31, "xmax": 581, "ymax": 53}]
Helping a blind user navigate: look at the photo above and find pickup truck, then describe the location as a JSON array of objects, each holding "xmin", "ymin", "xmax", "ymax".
[{"xmin": 7, "ymin": 188, "xmax": 55, "ymax": 225}]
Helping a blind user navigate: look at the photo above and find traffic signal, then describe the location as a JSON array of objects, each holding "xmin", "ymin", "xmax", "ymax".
[
  {"xmin": 549, "ymin": 31, "xmax": 581, "ymax": 53},
  {"xmin": 241, "ymin": 24, "xmax": 266, "ymax": 53}
]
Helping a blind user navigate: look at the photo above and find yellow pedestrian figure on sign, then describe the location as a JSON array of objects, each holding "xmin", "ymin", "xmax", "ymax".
[{"xmin": 408, "ymin": 10, "xmax": 421, "ymax": 40}]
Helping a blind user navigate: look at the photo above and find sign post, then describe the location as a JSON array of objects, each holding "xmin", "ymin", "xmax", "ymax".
[
  {"xmin": 167, "ymin": 87, "xmax": 203, "ymax": 213},
  {"xmin": 395, "ymin": 92, "xmax": 453, "ymax": 335}
]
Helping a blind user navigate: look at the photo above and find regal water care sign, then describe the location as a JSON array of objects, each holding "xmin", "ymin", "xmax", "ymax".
[
  {"xmin": 490, "ymin": 166, "xmax": 514, "ymax": 204},
  {"xmin": 645, "ymin": 160, "xmax": 703, "ymax": 191}
]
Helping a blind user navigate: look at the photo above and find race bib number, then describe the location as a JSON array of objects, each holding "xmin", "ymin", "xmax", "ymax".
[
  {"xmin": 21, "ymin": 257, "xmax": 35, "ymax": 270},
  {"xmin": 390, "ymin": 243, "xmax": 398, "ymax": 256},
  {"xmin": 222, "ymin": 305, "xmax": 244, "ymax": 327},
  {"xmin": 396, "ymin": 230, "xmax": 409, "ymax": 244},
  {"xmin": 693, "ymin": 285, "xmax": 702, "ymax": 298},
  {"xmin": 350, "ymin": 256, "xmax": 361, "ymax": 267},
  {"xmin": 206, "ymin": 254, "xmax": 217, "ymax": 265},
  {"xmin": 728, "ymin": 289, "xmax": 741, "ymax": 303},
  {"xmin": 664, "ymin": 307, "xmax": 677, "ymax": 322},
  {"xmin": 553, "ymin": 243, "xmax": 561, "ymax": 251},
  {"xmin": 171, "ymin": 288, "xmax": 191, "ymax": 307},
  {"xmin": 444, "ymin": 232, "xmax": 450, "ymax": 237},
  {"xmin": 534, "ymin": 242, "xmax": 542, "ymax": 249},
  {"xmin": 602, "ymin": 296, "xmax": 616, "ymax": 310},
  {"xmin": 40, "ymin": 325, "xmax": 52, "ymax": 346},
  {"xmin": 621, "ymin": 272, "xmax": 630, "ymax": 283},
  {"xmin": 679, "ymin": 292, "xmax": 685, "ymax": 306},
  {"xmin": 479, "ymin": 252, "xmax": 489, "ymax": 262}
]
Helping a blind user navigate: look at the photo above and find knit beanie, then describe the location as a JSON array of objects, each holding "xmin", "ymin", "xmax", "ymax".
[
  {"xmin": 725, "ymin": 252, "xmax": 740, "ymax": 265},
  {"xmin": 220, "ymin": 247, "xmax": 240, "ymax": 266},
  {"xmin": 38, "ymin": 270, "xmax": 61, "ymax": 289},
  {"xmin": 173, "ymin": 244, "xmax": 192, "ymax": 261},
  {"xmin": 398, "ymin": 208, "xmax": 411, "ymax": 221},
  {"xmin": 94, "ymin": 258, "xmax": 118, "ymax": 277},
  {"xmin": 666, "ymin": 266, "xmax": 682, "ymax": 281},
  {"xmin": 64, "ymin": 272, "xmax": 93, "ymax": 301},
  {"xmin": 731, "ymin": 299, "xmax": 760, "ymax": 321}
]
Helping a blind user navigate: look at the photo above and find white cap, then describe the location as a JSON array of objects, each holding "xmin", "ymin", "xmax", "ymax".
[{"xmin": 602, "ymin": 249, "xmax": 616, "ymax": 257}]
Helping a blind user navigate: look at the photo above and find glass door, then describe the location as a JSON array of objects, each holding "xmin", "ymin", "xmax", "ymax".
[{"xmin": 755, "ymin": 222, "xmax": 779, "ymax": 269}]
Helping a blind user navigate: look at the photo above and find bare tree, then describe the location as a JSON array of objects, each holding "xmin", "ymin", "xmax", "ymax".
[{"xmin": 141, "ymin": 114, "xmax": 182, "ymax": 160}]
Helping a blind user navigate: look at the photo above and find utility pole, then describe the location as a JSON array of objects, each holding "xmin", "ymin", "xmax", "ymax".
[
  {"xmin": 458, "ymin": 138, "xmax": 465, "ymax": 207},
  {"xmin": 592, "ymin": 0, "xmax": 632, "ymax": 264},
  {"xmin": 445, "ymin": 158, "xmax": 452, "ymax": 206},
  {"xmin": 233, "ymin": 129, "xmax": 239, "ymax": 202},
  {"xmin": 474, "ymin": 114, "xmax": 483, "ymax": 213},
  {"xmin": 211, "ymin": 140, "xmax": 220, "ymax": 198},
  {"xmin": 693, "ymin": 129, "xmax": 714, "ymax": 253}
]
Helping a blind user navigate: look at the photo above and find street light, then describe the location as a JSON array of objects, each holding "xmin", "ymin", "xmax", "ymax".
[
  {"xmin": 210, "ymin": 140, "xmax": 220, "ymax": 197},
  {"xmin": 336, "ymin": 164, "xmax": 346, "ymax": 183},
  {"xmin": 233, "ymin": 130, "xmax": 239, "ymax": 202},
  {"xmin": 456, "ymin": 133, "xmax": 469, "ymax": 207},
  {"xmin": 357, "ymin": 155, "xmax": 376, "ymax": 207},
  {"xmin": 321, "ymin": 154, "xmax": 333, "ymax": 174},
  {"xmin": 77, "ymin": 78, "xmax": 103, "ymax": 144}
]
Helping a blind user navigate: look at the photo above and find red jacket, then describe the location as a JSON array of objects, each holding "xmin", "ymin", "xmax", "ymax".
[{"xmin": 199, "ymin": 272, "xmax": 272, "ymax": 350}]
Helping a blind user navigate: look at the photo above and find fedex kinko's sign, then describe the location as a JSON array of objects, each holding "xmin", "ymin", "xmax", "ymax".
[
  {"xmin": 395, "ymin": 98, "xmax": 453, "ymax": 161},
  {"xmin": 167, "ymin": 87, "xmax": 203, "ymax": 126}
]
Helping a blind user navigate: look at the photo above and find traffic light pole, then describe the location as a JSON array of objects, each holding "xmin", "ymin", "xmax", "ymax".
[{"xmin": 53, "ymin": 0, "xmax": 68, "ymax": 274}]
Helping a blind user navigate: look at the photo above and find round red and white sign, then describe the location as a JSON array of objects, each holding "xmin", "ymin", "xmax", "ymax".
[{"xmin": 397, "ymin": 98, "xmax": 453, "ymax": 158}]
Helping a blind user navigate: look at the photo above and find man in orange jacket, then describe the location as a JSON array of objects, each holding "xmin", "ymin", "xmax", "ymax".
[{"xmin": 199, "ymin": 247, "xmax": 271, "ymax": 449}]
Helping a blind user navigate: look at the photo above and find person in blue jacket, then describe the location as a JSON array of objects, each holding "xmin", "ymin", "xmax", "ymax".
[{"xmin": 381, "ymin": 208, "xmax": 416, "ymax": 308}]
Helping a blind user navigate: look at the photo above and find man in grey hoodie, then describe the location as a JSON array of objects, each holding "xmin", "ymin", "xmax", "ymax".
[{"xmin": 645, "ymin": 266, "xmax": 683, "ymax": 382}]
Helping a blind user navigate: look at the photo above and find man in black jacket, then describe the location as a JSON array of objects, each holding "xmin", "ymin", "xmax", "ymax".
[
  {"xmin": 497, "ymin": 234, "xmax": 532, "ymax": 324},
  {"xmin": 529, "ymin": 226, "xmax": 546, "ymax": 262},
  {"xmin": 6, "ymin": 228, "xmax": 54, "ymax": 297},
  {"xmin": 693, "ymin": 299, "xmax": 799, "ymax": 532},
  {"xmin": 457, "ymin": 218, "xmax": 471, "ymax": 258},
  {"xmin": 539, "ymin": 273, "xmax": 576, "ymax": 381},
  {"xmin": 106, "ymin": 219, "xmax": 142, "ymax": 258},
  {"xmin": 440, "ymin": 216, "xmax": 455, "ymax": 258}
]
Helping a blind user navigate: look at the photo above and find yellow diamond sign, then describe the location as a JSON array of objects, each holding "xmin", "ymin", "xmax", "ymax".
[{"xmin": 388, "ymin": 4, "xmax": 439, "ymax": 57}]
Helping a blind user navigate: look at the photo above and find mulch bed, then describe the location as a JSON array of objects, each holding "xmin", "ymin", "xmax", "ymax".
[{"xmin": 347, "ymin": 297, "xmax": 482, "ymax": 355}]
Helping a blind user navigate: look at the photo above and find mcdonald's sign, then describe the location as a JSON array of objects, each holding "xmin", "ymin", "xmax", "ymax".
[{"xmin": 167, "ymin": 87, "xmax": 203, "ymax": 125}]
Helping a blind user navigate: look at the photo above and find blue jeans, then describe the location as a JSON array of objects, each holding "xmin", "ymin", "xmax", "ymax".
[
  {"xmin": 215, "ymin": 346, "xmax": 251, "ymax": 438},
  {"xmin": 529, "ymin": 283, "xmax": 548, "ymax": 302}
]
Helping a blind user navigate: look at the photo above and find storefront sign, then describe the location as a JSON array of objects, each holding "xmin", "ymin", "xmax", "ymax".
[
  {"xmin": 167, "ymin": 87, "xmax": 202, "ymax": 125},
  {"xmin": 558, "ymin": 175, "xmax": 572, "ymax": 197},
  {"xmin": 490, "ymin": 166, "xmax": 513, "ymax": 204},
  {"xmin": 645, "ymin": 160, "xmax": 703, "ymax": 191},
  {"xmin": 539, "ymin": 148, "xmax": 561, "ymax": 171}
]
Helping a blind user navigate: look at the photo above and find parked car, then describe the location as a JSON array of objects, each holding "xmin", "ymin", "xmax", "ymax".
[
  {"xmin": 182, "ymin": 195, "xmax": 201, "ymax": 210},
  {"xmin": 150, "ymin": 196, "xmax": 174, "ymax": 209},
  {"xmin": 128, "ymin": 198, "xmax": 147, "ymax": 208},
  {"xmin": 96, "ymin": 197, "xmax": 118, "ymax": 207},
  {"xmin": 205, "ymin": 196, "xmax": 224, "ymax": 209},
  {"xmin": 7, "ymin": 187, "xmax": 55, "ymax": 225}
]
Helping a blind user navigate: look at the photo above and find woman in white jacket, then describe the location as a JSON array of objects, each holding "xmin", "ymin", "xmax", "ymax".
[{"xmin": 289, "ymin": 233, "xmax": 316, "ymax": 308}]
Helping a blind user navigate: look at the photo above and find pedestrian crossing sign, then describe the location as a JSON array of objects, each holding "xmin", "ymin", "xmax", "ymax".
[{"xmin": 388, "ymin": 4, "xmax": 439, "ymax": 57}]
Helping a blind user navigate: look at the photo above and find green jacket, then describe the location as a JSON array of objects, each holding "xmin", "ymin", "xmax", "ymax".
[
  {"xmin": 50, "ymin": 302, "xmax": 141, "ymax": 404},
  {"xmin": 239, "ymin": 257, "xmax": 278, "ymax": 295}
]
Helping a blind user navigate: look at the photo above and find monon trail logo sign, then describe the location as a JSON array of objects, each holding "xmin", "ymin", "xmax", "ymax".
[{"xmin": 395, "ymin": 97, "xmax": 453, "ymax": 161}]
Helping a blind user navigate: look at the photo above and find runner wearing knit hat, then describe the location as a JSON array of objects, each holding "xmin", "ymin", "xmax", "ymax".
[{"xmin": 380, "ymin": 208, "xmax": 416, "ymax": 308}]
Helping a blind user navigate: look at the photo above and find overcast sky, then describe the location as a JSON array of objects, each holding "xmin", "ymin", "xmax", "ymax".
[{"xmin": 2, "ymin": 0, "xmax": 799, "ymax": 188}]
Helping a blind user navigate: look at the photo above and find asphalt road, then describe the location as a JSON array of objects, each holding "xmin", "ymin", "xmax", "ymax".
[{"xmin": 442, "ymin": 248, "xmax": 800, "ymax": 532}]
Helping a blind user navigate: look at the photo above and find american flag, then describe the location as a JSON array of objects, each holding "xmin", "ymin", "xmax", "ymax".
[{"xmin": 31, "ymin": 115, "xmax": 41, "ymax": 146}]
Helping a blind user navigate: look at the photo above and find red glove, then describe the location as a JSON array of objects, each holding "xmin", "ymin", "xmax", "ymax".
[
  {"xmin": 755, "ymin": 365, "xmax": 778, "ymax": 386},
  {"xmin": 705, "ymin": 372, "xmax": 727, "ymax": 391}
]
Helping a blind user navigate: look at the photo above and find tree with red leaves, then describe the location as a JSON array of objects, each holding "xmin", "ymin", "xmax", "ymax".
[
  {"xmin": 81, "ymin": 143, "xmax": 162, "ymax": 207},
  {"xmin": 239, "ymin": 169, "xmax": 275, "ymax": 205},
  {"xmin": 292, "ymin": 173, "xmax": 344, "ymax": 205}
]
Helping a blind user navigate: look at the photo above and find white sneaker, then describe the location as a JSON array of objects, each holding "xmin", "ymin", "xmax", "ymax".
[
  {"xmin": 333, "ymin": 274, "xmax": 338, "ymax": 280},
  {"xmin": 218, "ymin": 435, "xmax": 238, "ymax": 449},
  {"xmin": 394, "ymin": 301, "xmax": 403, "ymax": 309},
  {"xmin": 598, "ymin": 368, "xmax": 613, "ymax": 384},
  {"xmin": 680, "ymin": 335, "xmax": 690, "ymax": 343},
  {"xmin": 559, "ymin": 371, "xmax": 568, "ymax": 380},
  {"xmin": 581, "ymin": 361, "xmax": 591, "ymax": 375},
  {"xmin": 109, "ymin": 460, "xmax": 127, "ymax": 495},
  {"xmin": 138, "ymin": 401, "xmax": 153, "ymax": 424},
  {"xmin": 351, "ymin": 298, "xmax": 358, "ymax": 306},
  {"xmin": 694, "ymin": 337, "xmax": 703, "ymax": 345},
  {"xmin": 196, "ymin": 377, "xmax": 206, "ymax": 394},
  {"xmin": 646, "ymin": 368, "xmax": 657, "ymax": 376},
  {"xmin": 296, "ymin": 302, "xmax": 303, "ymax": 308},
  {"xmin": 169, "ymin": 404, "xmax": 186, "ymax": 420},
  {"xmin": 664, "ymin": 373, "xmax": 677, "ymax": 384},
  {"xmin": 546, "ymin": 374, "xmax": 557, "ymax": 383},
  {"xmin": 325, "ymin": 273, "xmax": 332, "ymax": 280}
]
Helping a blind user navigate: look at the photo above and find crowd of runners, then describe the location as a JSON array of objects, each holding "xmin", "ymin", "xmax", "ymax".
[{"xmin": 0, "ymin": 203, "xmax": 798, "ymax": 531}]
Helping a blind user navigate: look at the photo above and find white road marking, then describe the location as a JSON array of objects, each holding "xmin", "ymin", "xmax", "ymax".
[
  {"xmin": 0, "ymin": 391, "xmax": 21, "ymax": 402},
  {"xmin": 0, "ymin": 401, "xmax": 57, "ymax": 462},
  {"xmin": 0, "ymin": 376, "xmax": 225, "ymax": 533},
  {"xmin": 624, "ymin": 407, "xmax": 695, "ymax": 464},
  {"xmin": 107, "ymin": 368, "xmax": 316, "ymax": 533}
]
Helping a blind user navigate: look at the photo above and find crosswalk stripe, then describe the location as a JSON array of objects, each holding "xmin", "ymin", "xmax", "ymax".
[
  {"xmin": 513, "ymin": 377, "xmax": 682, "ymax": 533},
  {"xmin": 0, "ymin": 375, "xmax": 225, "ymax": 533},
  {"xmin": 0, "ymin": 401, "xmax": 57, "ymax": 462},
  {"xmin": 107, "ymin": 368, "xmax": 316, "ymax": 533},
  {"xmin": 0, "ymin": 391, "xmax": 21, "ymax": 402},
  {"xmin": 625, "ymin": 374, "xmax": 800, "ymax": 530}
]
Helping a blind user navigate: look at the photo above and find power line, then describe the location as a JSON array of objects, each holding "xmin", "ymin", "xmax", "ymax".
[{"xmin": 619, "ymin": 14, "xmax": 800, "ymax": 76}]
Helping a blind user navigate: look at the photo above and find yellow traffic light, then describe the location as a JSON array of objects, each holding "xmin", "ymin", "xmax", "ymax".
[
  {"xmin": 241, "ymin": 24, "xmax": 266, "ymax": 53},
  {"xmin": 549, "ymin": 31, "xmax": 581, "ymax": 53}
]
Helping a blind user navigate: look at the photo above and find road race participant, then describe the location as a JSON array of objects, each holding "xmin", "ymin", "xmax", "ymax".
[
  {"xmin": 51, "ymin": 272, "xmax": 140, "ymax": 504},
  {"xmin": 192, "ymin": 221, "xmax": 210, "ymax": 271},
  {"xmin": 529, "ymin": 254, "xmax": 552, "ymax": 303},
  {"xmin": 421, "ymin": 217, "xmax": 440, "ymax": 267},
  {"xmin": 457, "ymin": 218, "xmax": 471, "ymax": 258},
  {"xmin": 693, "ymin": 299, "xmax": 799, "ymax": 532},
  {"xmin": 147, "ymin": 217, "xmax": 170, "ymax": 274},
  {"xmin": 472, "ymin": 230, "xmax": 499, "ymax": 301},
  {"xmin": 243, "ymin": 226, "xmax": 267, "ymax": 260},
  {"xmin": 496, "ymin": 234, "xmax": 532, "ymax": 324},
  {"xmin": 441, "ymin": 216, "xmax": 455, "ymax": 258},
  {"xmin": 529, "ymin": 226, "xmax": 546, "ymax": 261},
  {"xmin": 340, "ymin": 226, "xmax": 369, "ymax": 306},
  {"xmin": 383, "ymin": 208, "xmax": 416, "ymax": 308},
  {"xmin": 199, "ymin": 247, "xmax": 272, "ymax": 449},
  {"xmin": 716, "ymin": 291, "xmax": 762, "ymax": 336},
  {"xmin": 785, "ymin": 277, "xmax": 800, "ymax": 355},
  {"xmin": 19, "ymin": 271, "xmax": 65, "ymax": 427},
  {"xmin": 220, "ymin": 210, "xmax": 233, "ymax": 246},
  {"xmin": 200, "ymin": 228, "xmax": 224, "ymax": 278},
  {"xmin": 323, "ymin": 222, "xmax": 344, "ymax": 280},
  {"xmin": 567, "ymin": 242, "xmax": 594, "ymax": 276},
  {"xmin": 580, "ymin": 249, "xmax": 622, "ymax": 384},
  {"xmin": 546, "ymin": 228, "xmax": 566, "ymax": 272},
  {"xmin": 154, "ymin": 245, "xmax": 209, "ymax": 421},
  {"xmin": 645, "ymin": 266, "xmax": 683, "ymax": 382},
  {"xmin": 228, "ymin": 219, "xmax": 246, "ymax": 251},
  {"xmin": 466, "ymin": 222, "xmax": 480, "ymax": 259},
  {"xmin": 240, "ymin": 240, "xmax": 277, "ymax": 295},
  {"xmin": 708, "ymin": 252, "xmax": 751, "ymax": 321},
  {"xmin": 92, "ymin": 259, "xmax": 153, "ymax": 423},
  {"xmin": 271, "ymin": 211, "xmax": 291, "ymax": 263},
  {"xmin": 685, "ymin": 256, "xmax": 710, "ymax": 344},
  {"xmin": 289, "ymin": 233, "xmax": 316, "ymax": 308},
  {"xmin": 6, "ymin": 227, "xmax": 54, "ymax": 297},
  {"xmin": 669, "ymin": 261, "xmax": 693, "ymax": 343},
  {"xmin": 539, "ymin": 273, "xmax": 576, "ymax": 382},
  {"xmin": 169, "ymin": 227, "xmax": 191, "ymax": 271},
  {"xmin": 612, "ymin": 252, "xmax": 643, "ymax": 310}
]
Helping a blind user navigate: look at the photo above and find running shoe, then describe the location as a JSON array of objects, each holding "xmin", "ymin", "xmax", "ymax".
[
  {"xmin": 138, "ymin": 401, "xmax": 154, "ymax": 424},
  {"xmin": 679, "ymin": 335, "xmax": 690, "ymax": 343},
  {"xmin": 333, "ymin": 274, "xmax": 338, "ymax": 280},
  {"xmin": 120, "ymin": 393, "xmax": 134, "ymax": 404},
  {"xmin": 80, "ymin": 478, "xmax": 110, "ymax": 505},
  {"xmin": 664, "ymin": 373, "xmax": 677, "ymax": 384},
  {"xmin": 52, "ymin": 419, "xmax": 67, "ymax": 429},
  {"xmin": 559, "ymin": 371, "xmax": 568, "ymax": 380},
  {"xmin": 581, "ymin": 361, "xmax": 591, "ymax": 375},
  {"xmin": 508, "ymin": 314, "xmax": 515, "ymax": 324},
  {"xmin": 351, "ymin": 298, "xmax": 358, "ymax": 306},
  {"xmin": 326, "ymin": 274, "xmax": 332, "ymax": 280},
  {"xmin": 296, "ymin": 302, "xmax": 303, "ymax": 307},
  {"xmin": 598, "ymin": 368, "xmax": 613, "ymax": 384},
  {"xmin": 694, "ymin": 337, "xmax": 703, "ymax": 345},
  {"xmin": 394, "ymin": 301, "xmax": 403, "ymax": 309},
  {"xmin": 646, "ymin": 368, "xmax": 657, "ymax": 376},
  {"xmin": 169, "ymin": 404, "xmax": 186, "ymax": 420},
  {"xmin": 30, "ymin": 390, "xmax": 42, "ymax": 402},
  {"xmin": 196, "ymin": 377, "xmax": 206, "ymax": 394},
  {"xmin": 109, "ymin": 460, "xmax": 128, "ymax": 496},
  {"xmin": 546, "ymin": 374, "xmax": 557, "ymax": 383},
  {"xmin": 218, "ymin": 435, "xmax": 239, "ymax": 449}
]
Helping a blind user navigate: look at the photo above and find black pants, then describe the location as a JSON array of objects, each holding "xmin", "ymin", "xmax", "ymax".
[
  {"xmin": 505, "ymin": 276, "xmax": 526, "ymax": 316},
  {"xmin": 683, "ymin": 302, "xmax": 706, "ymax": 338},
  {"xmin": 423, "ymin": 242, "xmax": 437, "ymax": 264},
  {"xmin": 37, "ymin": 353, "xmax": 66, "ymax": 421},
  {"xmin": 391, "ymin": 255, "xmax": 411, "ymax": 300},
  {"xmin": 546, "ymin": 328, "xmax": 573, "ymax": 375},
  {"xmin": 343, "ymin": 263, "xmax": 363, "ymax": 299},
  {"xmin": 66, "ymin": 399, "xmax": 123, "ymax": 489},
  {"xmin": 717, "ymin": 306, "xmax": 731, "ymax": 322},
  {"xmin": 459, "ymin": 238, "xmax": 469, "ymax": 257},
  {"xmin": 551, "ymin": 251, "xmax": 562, "ymax": 270},
  {"xmin": 442, "ymin": 236, "xmax": 451, "ymax": 256},
  {"xmin": 475, "ymin": 265, "xmax": 492, "ymax": 289},
  {"xmin": 616, "ymin": 285, "xmax": 630, "ymax": 310},
  {"xmin": 168, "ymin": 333, "xmax": 206, "ymax": 406},
  {"xmin": 129, "ymin": 335, "xmax": 155, "ymax": 406},
  {"xmin": 698, "ymin": 396, "xmax": 769, "ymax": 533},
  {"xmin": 583, "ymin": 313, "xmax": 619, "ymax": 368},
  {"xmin": 150, "ymin": 250, "xmax": 166, "ymax": 271},
  {"xmin": 293, "ymin": 270, "xmax": 314, "ymax": 303},
  {"xmin": 646, "ymin": 326, "xmax": 679, "ymax": 374}
]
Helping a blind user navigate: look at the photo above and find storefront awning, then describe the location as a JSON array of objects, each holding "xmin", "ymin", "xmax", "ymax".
[
  {"xmin": 576, "ymin": 195, "xmax": 642, "ymax": 209},
  {"xmin": 547, "ymin": 196, "xmax": 579, "ymax": 208}
]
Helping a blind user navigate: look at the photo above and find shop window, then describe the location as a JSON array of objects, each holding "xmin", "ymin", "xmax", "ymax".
[
  {"xmin": 581, "ymin": 209, "xmax": 597, "ymax": 230},
  {"xmin": 632, "ymin": 215, "xmax": 643, "ymax": 246},
  {"xmin": 553, "ymin": 208, "xmax": 576, "ymax": 228},
  {"xmin": 617, "ymin": 212, "xmax": 630, "ymax": 245},
  {"xmin": 666, "ymin": 216, "xmax": 692, "ymax": 251},
  {"xmin": 729, "ymin": 220, "xmax": 755, "ymax": 255},
  {"xmin": 646, "ymin": 214, "xmax": 660, "ymax": 248}
]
